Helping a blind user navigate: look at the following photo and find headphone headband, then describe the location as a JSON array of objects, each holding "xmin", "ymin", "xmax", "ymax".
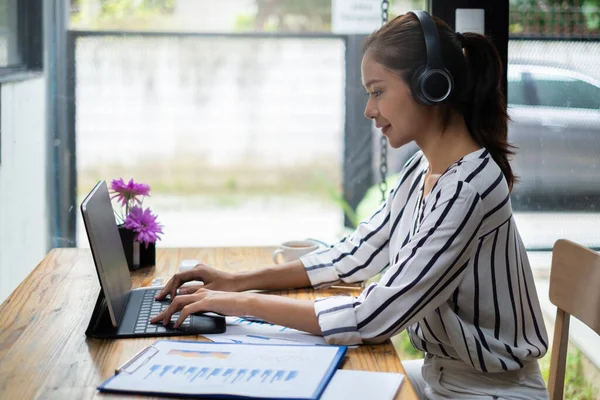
[
  {"xmin": 406, "ymin": 10, "xmax": 453, "ymax": 105},
  {"xmin": 409, "ymin": 10, "xmax": 444, "ymax": 70}
]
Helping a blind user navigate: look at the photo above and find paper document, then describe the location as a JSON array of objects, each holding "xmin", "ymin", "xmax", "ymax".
[
  {"xmin": 321, "ymin": 370, "xmax": 404, "ymax": 400},
  {"xmin": 98, "ymin": 340, "xmax": 346, "ymax": 400},
  {"xmin": 203, "ymin": 316, "xmax": 327, "ymax": 345},
  {"xmin": 205, "ymin": 334, "xmax": 313, "ymax": 345}
]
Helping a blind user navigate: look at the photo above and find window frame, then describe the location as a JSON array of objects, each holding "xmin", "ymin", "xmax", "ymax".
[{"xmin": 0, "ymin": 0, "xmax": 43, "ymax": 83}]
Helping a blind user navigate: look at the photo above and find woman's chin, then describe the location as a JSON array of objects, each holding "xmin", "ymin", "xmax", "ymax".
[{"xmin": 386, "ymin": 136, "xmax": 411, "ymax": 149}]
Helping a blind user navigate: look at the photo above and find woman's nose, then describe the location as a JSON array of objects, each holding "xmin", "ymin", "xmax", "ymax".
[{"xmin": 364, "ymin": 100, "xmax": 378, "ymax": 120}]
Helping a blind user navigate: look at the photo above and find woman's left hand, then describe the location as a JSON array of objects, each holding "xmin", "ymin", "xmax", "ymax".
[{"xmin": 150, "ymin": 288, "xmax": 248, "ymax": 328}]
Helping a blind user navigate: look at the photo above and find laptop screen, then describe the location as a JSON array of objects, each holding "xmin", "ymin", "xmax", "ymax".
[{"xmin": 80, "ymin": 180, "xmax": 132, "ymax": 327}]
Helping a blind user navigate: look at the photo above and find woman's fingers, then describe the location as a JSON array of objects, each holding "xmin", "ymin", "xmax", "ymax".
[
  {"xmin": 155, "ymin": 268, "xmax": 206, "ymax": 300},
  {"xmin": 155, "ymin": 274, "xmax": 185, "ymax": 301},
  {"xmin": 154, "ymin": 277, "xmax": 176, "ymax": 300},
  {"xmin": 174, "ymin": 301, "xmax": 209, "ymax": 328},
  {"xmin": 178, "ymin": 284, "xmax": 205, "ymax": 295},
  {"xmin": 150, "ymin": 293, "xmax": 199, "ymax": 325}
]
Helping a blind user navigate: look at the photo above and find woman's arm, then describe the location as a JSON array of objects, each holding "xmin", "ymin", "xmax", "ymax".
[
  {"xmin": 243, "ymin": 293, "xmax": 322, "ymax": 335},
  {"xmin": 151, "ymin": 288, "xmax": 322, "ymax": 335},
  {"xmin": 311, "ymin": 181, "xmax": 484, "ymax": 345},
  {"xmin": 152, "ymin": 180, "xmax": 482, "ymax": 345},
  {"xmin": 161, "ymin": 159, "xmax": 420, "ymax": 300},
  {"xmin": 156, "ymin": 260, "xmax": 312, "ymax": 300},
  {"xmin": 234, "ymin": 260, "xmax": 312, "ymax": 291}
]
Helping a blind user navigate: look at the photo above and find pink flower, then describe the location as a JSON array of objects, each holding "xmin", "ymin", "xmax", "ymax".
[
  {"xmin": 123, "ymin": 206, "xmax": 164, "ymax": 247},
  {"xmin": 110, "ymin": 178, "xmax": 151, "ymax": 208},
  {"xmin": 109, "ymin": 177, "xmax": 163, "ymax": 243}
]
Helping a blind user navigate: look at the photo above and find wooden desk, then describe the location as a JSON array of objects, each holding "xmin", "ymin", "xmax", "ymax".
[{"xmin": 0, "ymin": 247, "xmax": 417, "ymax": 399}]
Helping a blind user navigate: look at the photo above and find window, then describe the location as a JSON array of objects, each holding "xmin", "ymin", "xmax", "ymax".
[
  {"xmin": 507, "ymin": 67, "xmax": 527, "ymax": 106},
  {"xmin": 571, "ymin": 80, "xmax": 600, "ymax": 110},
  {"xmin": 0, "ymin": 0, "xmax": 42, "ymax": 80},
  {"xmin": 531, "ymin": 72, "xmax": 600, "ymax": 110},
  {"xmin": 0, "ymin": 0, "xmax": 20, "ymax": 67}
]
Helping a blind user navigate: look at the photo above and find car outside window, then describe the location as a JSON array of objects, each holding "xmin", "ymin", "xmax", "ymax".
[
  {"xmin": 530, "ymin": 71, "xmax": 600, "ymax": 110},
  {"xmin": 507, "ymin": 67, "xmax": 528, "ymax": 106}
]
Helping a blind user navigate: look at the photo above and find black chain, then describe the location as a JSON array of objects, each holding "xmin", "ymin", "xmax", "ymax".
[
  {"xmin": 381, "ymin": 0, "xmax": 389, "ymax": 25},
  {"xmin": 378, "ymin": 0, "xmax": 389, "ymax": 203}
]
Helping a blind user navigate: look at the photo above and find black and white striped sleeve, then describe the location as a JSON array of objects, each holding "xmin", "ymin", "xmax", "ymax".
[
  {"xmin": 310, "ymin": 181, "xmax": 484, "ymax": 345},
  {"xmin": 299, "ymin": 194, "xmax": 393, "ymax": 289}
]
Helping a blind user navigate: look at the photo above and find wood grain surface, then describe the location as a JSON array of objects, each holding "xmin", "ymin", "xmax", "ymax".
[{"xmin": 0, "ymin": 247, "xmax": 417, "ymax": 399}]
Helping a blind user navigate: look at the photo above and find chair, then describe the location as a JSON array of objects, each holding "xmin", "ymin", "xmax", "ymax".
[{"xmin": 548, "ymin": 239, "xmax": 600, "ymax": 400}]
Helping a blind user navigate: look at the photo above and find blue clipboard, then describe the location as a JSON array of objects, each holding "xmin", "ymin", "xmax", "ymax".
[{"xmin": 98, "ymin": 340, "xmax": 347, "ymax": 400}]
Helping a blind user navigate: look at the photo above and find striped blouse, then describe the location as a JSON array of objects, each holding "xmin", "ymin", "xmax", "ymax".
[{"xmin": 299, "ymin": 148, "xmax": 549, "ymax": 373}]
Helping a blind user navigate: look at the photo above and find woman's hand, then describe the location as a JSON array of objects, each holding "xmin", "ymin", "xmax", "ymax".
[
  {"xmin": 154, "ymin": 263, "xmax": 239, "ymax": 301},
  {"xmin": 150, "ymin": 288, "xmax": 248, "ymax": 328},
  {"xmin": 152, "ymin": 287, "xmax": 323, "ymax": 335}
]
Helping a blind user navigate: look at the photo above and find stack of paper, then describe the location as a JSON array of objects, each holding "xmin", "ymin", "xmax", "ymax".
[
  {"xmin": 203, "ymin": 316, "xmax": 327, "ymax": 345},
  {"xmin": 321, "ymin": 370, "xmax": 403, "ymax": 400}
]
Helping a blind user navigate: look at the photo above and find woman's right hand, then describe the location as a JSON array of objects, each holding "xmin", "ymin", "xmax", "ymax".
[{"xmin": 154, "ymin": 263, "xmax": 239, "ymax": 301}]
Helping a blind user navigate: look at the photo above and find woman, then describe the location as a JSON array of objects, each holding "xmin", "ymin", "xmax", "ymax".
[{"xmin": 152, "ymin": 11, "xmax": 549, "ymax": 399}]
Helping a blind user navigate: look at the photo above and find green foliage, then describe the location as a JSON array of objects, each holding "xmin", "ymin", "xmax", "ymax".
[
  {"xmin": 583, "ymin": 0, "xmax": 600, "ymax": 30},
  {"xmin": 232, "ymin": 0, "xmax": 427, "ymax": 32},
  {"xmin": 234, "ymin": 0, "xmax": 332, "ymax": 32},
  {"xmin": 391, "ymin": 330, "xmax": 424, "ymax": 360},
  {"xmin": 538, "ymin": 345, "xmax": 599, "ymax": 400},
  {"xmin": 315, "ymin": 171, "xmax": 402, "ymax": 230},
  {"xmin": 70, "ymin": 0, "xmax": 176, "ymax": 29},
  {"xmin": 509, "ymin": 0, "xmax": 600, "ymax": 36},
  {"xmin": 234, "ymin": 14, "xmax": 255, "ymax": 32},
  {"xmin": 355, "ymin": 174, "xmax": 400, "ymax": 223},
  {"xmin": 87, "ymin": 0, "xmax": 175, "ymax": 16},
  {"xmin": 330, "ymin": 190, "xmax": 360, "ymax": 228},
  {"xmin": 225, "ymin": 177, "xmax": 238, "ymax": 192},
  {"xmin": 78, "ymin": 157, "xmax": 340, "ymax": 200}
]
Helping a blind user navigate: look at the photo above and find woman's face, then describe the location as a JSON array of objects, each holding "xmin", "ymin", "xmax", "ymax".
[{"xmin": 361, "ymin": 51, "xmax": 433, "ymax": 149}]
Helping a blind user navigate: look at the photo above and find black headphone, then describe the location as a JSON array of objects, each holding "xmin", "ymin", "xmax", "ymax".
[{"xmin": 408, "ymin": 10, "xmax": 454, "ymax": 105}]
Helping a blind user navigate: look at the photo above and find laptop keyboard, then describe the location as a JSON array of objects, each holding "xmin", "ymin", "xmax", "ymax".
[{"xmin": 135, "ymin": 289, "xmax": 191, "ymax": 334}]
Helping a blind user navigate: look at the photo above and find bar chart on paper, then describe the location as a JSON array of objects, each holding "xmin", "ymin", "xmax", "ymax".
[
  {"xmin": 144, "ymin": 363, "xmax": 300, "ymax": 384},
  {"xmin": 99, "ymin": 340, "xmax": 346, "ymax": 399}
]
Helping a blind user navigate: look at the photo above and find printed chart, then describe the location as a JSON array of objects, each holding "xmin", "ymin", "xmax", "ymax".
[{"xmin": 99, "ymin": 340, "xmax": 345, "ymax": 399}]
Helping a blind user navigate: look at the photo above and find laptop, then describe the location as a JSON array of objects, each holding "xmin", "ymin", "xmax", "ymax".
[{"xmin": 81, "ymin": 180, "xmax": 226, "ymax": 339}]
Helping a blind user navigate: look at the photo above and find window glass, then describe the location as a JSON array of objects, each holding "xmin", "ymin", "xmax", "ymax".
[
  {"xmin": 72, "ymin": 3, "xmax": 346, "ymax": 248},
  {"xmin": 507, "ymin": 67, "xmax": 527, "ymax": 106},
  {"xmin": 508, "ymin": 51, "xmax": 600, "ymax": 250},
  {"xmin": 0, "ymin": 0, "xmax": 21, "ymax": 67},
  {"xmin": 531, "ymin": 72, "xmax": 600, "ymax": 109},
  {"xmin": 571, "ymin": 80, "xmax": 600, "ymax": 109}
]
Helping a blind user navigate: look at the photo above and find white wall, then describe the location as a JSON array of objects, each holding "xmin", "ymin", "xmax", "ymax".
[{"xmin": 0, "ymin": 77, "xmax": 48, "ymax": 303}]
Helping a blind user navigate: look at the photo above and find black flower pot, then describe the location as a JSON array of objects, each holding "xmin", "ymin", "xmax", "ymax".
[{"xmin": 118, "ymin": 225, "xmax": 156, "ymax": 271}]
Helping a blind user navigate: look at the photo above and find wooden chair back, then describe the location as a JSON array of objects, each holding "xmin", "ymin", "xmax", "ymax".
[{"xmin": 548, "ymin": 239, "xmax": 600, "ymax": 399}]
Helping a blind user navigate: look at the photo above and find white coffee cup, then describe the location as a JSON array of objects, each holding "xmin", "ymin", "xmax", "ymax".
[{"xmin": 272, "ymin": 240, "xmax": 320, "ymax": 264}]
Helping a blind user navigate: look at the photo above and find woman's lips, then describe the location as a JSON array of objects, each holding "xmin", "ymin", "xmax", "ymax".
[{"xmin": 382, "ymin": 125, "xmax": 391, "ymax": 134}]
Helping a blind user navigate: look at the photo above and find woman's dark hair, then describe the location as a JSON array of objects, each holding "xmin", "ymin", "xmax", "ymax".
[{"xmin": 363, "ymin": 13, "xmax": 516, "ymax": 191}]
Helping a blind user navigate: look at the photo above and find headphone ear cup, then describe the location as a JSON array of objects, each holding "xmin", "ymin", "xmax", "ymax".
[
  {"xmin": 411, "ymin": 66, "xmax": 432, "ymax": 106},
  {"xmin": 422, "ymin": 69, "xmax": 453, "ymax": 103},
  {"xmin": 412, "ymin": 67, "xmax": 454, "ymax": 105}
]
